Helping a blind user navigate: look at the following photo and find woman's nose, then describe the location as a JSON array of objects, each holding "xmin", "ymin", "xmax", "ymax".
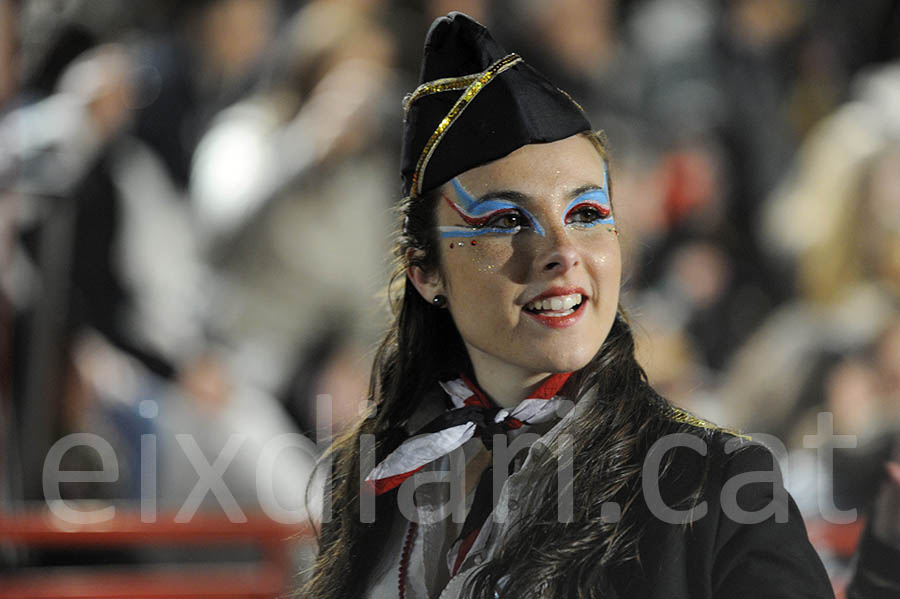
[{"xmin": 535, "ymin": 227, "xmax": 580, "ymax": 274}]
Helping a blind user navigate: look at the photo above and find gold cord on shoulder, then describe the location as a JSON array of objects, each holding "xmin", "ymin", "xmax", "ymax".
[
  {"xmin": 410, "ymin": 53, "xmax": 523, "ymax": 197},
  {"xmin": 669, "ymin": 407, "xmax": 752, "ymax": 441}
]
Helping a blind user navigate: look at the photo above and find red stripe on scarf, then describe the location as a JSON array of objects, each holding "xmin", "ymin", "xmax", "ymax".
[
  {"xmin": 452, "ymin": 528, "xmax": 481, "ymax": 575},
  {"xmin": 459, "ymin": 373, "xmax": 491, "ymax": 408},
  {"xmin": 460, "ymin": 372, "xmax": 571, "ymax": 406},
  {"xmin": 459, "ymin": 372, "xmax": 571, "ymax": 428},
  {"xmin": 368, "ymin": 464, "xmax": 427, "ymax": 495},
  {"xmin": 530, "ymin": 372, "xmax": 572, "ymax": 400},
  {"xmin": 371, "ymin": 373, "xmax": 572, "ymax": 495}
]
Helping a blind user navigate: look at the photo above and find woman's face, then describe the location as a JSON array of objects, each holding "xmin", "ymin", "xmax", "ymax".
[{"xmin": 421, "ymin": 134, "xmax": 621, "ymax": 380}]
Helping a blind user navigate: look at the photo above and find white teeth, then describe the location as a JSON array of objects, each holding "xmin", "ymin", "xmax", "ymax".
[{"xmin": 526, "ymin": 293, "xmax": 583, "ymax": 313}]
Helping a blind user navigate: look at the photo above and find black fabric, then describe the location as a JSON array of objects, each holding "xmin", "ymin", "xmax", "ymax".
[
  {"xmin": 354, "ymin": 417, "xmax": 833, "ymax": 597},
  {"xmin": 608, "ymin": 431, "xmax": 835, "ymax": 599},
  {"xmin": 400, "ymin": 12, "xmax": 591, "ymax": 196}
]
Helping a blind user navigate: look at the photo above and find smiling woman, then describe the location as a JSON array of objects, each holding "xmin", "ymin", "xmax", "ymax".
[
  {"xmin": 301, "ymin": 12, "xmax": 834, "ymax": 599},
  {"xmin": 410, "ymin": 135, "xmax": 622, "ymax": 406}
]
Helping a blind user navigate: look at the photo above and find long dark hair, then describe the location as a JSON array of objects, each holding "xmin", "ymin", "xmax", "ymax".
[{"xmin": 300, "ymin": 131, "xmax": 705, "ymax": 598}]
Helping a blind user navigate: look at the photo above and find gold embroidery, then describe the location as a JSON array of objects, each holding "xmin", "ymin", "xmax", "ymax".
[
  {"xmin": 403, "ymin": 74, "xmax": 480, "ymax": 112},
  {"xmin": 669, "ymin": 407, "xmax": 751, "ymax": 441},
  {"xmin": 410, "ymin": 53, "xmax": 523, "ymax": 197}
]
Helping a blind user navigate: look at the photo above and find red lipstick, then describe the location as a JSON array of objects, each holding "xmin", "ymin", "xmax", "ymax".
[
  {"xmin": 525, "ymin": 301, "xmax": 586, "ymax": 328},
  {"xmin": 525, "ymin": 286, "xmax": 589, "ymax": 304},
  {"xmin": 523, "ymin": 286, "xmax": 589, "ymax": 329}
]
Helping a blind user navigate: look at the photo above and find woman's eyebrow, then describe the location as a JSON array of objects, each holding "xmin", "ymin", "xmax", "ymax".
[
  {"xmin": 451, "ymin": 178, "xmax": 527, "ymax": 211},
  {"xmin": 471, "ymin": 189, "xmax": 531, "ymax": 205},
  {"xmin": 568, "ymin": 184, "xmax": 607, "ymax": 201},
  {"xmin": 474, "ymin": 185, "xmax": 607, "ymax": 205}
]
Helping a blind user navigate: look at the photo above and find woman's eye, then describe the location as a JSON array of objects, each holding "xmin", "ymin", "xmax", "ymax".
[
  {"xmin": 484, "ymin": 210, "xmax": 526, "ymax": 229},
  {"xmin": 567, "ymin": 204, "xmax": 611, "ymax": 224}
]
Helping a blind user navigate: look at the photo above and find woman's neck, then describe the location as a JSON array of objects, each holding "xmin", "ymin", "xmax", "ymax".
[{"xmin": 465, "ymin": 344, "xmax": 551, "ymax": 409}]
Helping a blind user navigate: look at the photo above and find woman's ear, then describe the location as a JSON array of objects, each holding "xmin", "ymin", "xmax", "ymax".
[{"xmin": 406, "ymin": 249, "xmax": 444, "ymax": 303}]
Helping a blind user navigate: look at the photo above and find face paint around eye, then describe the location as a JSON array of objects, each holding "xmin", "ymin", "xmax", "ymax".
[
  {"xmin": 438, "ymin": 224, "xmax": 521, "ymax": 238},
  {"xmin": 562, "ymin": 188, "xmax": 614, "ymax": 228},
  {"xmin": 449, "ymin": 178, "xmax": 546, "ymax": 236},
  {"xmin": 443, "ymin": 196, "xmax": 519, "ymax": 228}
]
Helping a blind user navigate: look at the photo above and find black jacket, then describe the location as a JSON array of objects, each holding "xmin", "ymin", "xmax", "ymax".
[{"xmin": 608, "ymin": 428, "xmax": 835, "ymax": 598}]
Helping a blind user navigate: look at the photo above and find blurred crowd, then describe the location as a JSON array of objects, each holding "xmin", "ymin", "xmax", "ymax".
[{"xmin": 1, "ymin": 0, "xmax": 898, "ymax": 587}]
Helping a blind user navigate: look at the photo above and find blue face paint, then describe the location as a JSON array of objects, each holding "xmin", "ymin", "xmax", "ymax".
[
  {"xmin": 442, "ymin": 164, "xmax": 613, "ymax": 240},
  {"xmin": 561, "ymin": 164, "xmax": 613, "ymax": 228},
  {"xmin": 562, "ymin": 190, "xmax": 614, "ymax": 228},
  {"xmin": 437, "ymin": 225, "xmax": 522, "ymax": 238},
  {"xmin": 449, "ymin": 178, "xmax": 546, "ymax": 237}
]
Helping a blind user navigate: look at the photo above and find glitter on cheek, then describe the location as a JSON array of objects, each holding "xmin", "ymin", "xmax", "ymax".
[
  {"xmin": 465, "ymin": 237, "xmax": 513, "ymax": 274},
  {"xmin": 473, "ymin": 255, "xmax": 497, "ymax": 273},
  {"xmin": 573, "ymin": 233, "xmax": 621, "ymax": 272},
  {"xmin": 593, "ymin": 240, "xmax": 625, "ymax": 277}
]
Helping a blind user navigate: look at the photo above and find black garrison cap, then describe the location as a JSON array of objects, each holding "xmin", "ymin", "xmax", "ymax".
[{"xmin": 401, "ymin": 12, "xmax": 592, "ymax": 197}]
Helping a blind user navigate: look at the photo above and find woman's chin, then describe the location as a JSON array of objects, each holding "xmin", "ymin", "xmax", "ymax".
[{"xmin": 528, "ymin": 343, "xmax": 601, "ymax": 375}]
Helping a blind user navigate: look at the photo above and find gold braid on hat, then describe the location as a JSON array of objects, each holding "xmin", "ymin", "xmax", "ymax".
[{"xmin": 405, "ymin": 53, "xmax": 522, "ymax": 197}]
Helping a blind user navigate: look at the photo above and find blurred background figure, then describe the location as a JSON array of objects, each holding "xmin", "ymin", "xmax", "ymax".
[
  {"xmin": 129, "ymin": 0, "xmax": 279, "ymax": 189},
  {"xmin": 717, "ymin": 47, "xmax": 900, "ymax": 585},
  {"xmin": 0, "ymin": 0, "xmax": 19, "ymax": 113},
  {"xmin": 1, "ymin": 0, "xmax": 898, "ymax": 596},
  {"xmin": 190, "ymin": 0, "xmax": 397, "ymax": 439},
  {"xmin": 1, "ymin": 0, "xmax": 316, "ymax": 581}
]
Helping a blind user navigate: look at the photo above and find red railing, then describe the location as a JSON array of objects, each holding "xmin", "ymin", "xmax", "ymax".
[
  {"xmin": 0, "ymin": 509, "xmax": 864, "ymax": 598},
  {"xmin": 0, "ymin": 509, "xmax": 316, "ymax": 599}
]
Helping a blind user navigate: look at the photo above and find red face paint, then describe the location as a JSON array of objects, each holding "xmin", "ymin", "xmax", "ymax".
[{"xmin": 444, "ymin": 195, "xmax": 519, "ymax": 227}]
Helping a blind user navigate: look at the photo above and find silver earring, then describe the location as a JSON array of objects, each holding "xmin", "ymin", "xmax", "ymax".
[{"xmin": 432, "ymin": 294, "xmax": 447, "ymax": 308}]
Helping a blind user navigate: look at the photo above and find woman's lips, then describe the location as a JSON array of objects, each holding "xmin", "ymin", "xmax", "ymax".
[
  {"xmin": 523, "ymin": 297, "xmax": 587, "ymax": 329},
  {"xmin": 525, "ymin": 286, "xmax": 588, "ymax": 304}
]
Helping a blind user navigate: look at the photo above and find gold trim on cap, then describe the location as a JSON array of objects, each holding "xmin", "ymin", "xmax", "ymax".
[
  {"xmin": 410, "ymin": 53, "xmax": 523, "ymax": 197},
  {"xmin": 403, "ymin": 74, "xmax": 480, "ymax": 112}
]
